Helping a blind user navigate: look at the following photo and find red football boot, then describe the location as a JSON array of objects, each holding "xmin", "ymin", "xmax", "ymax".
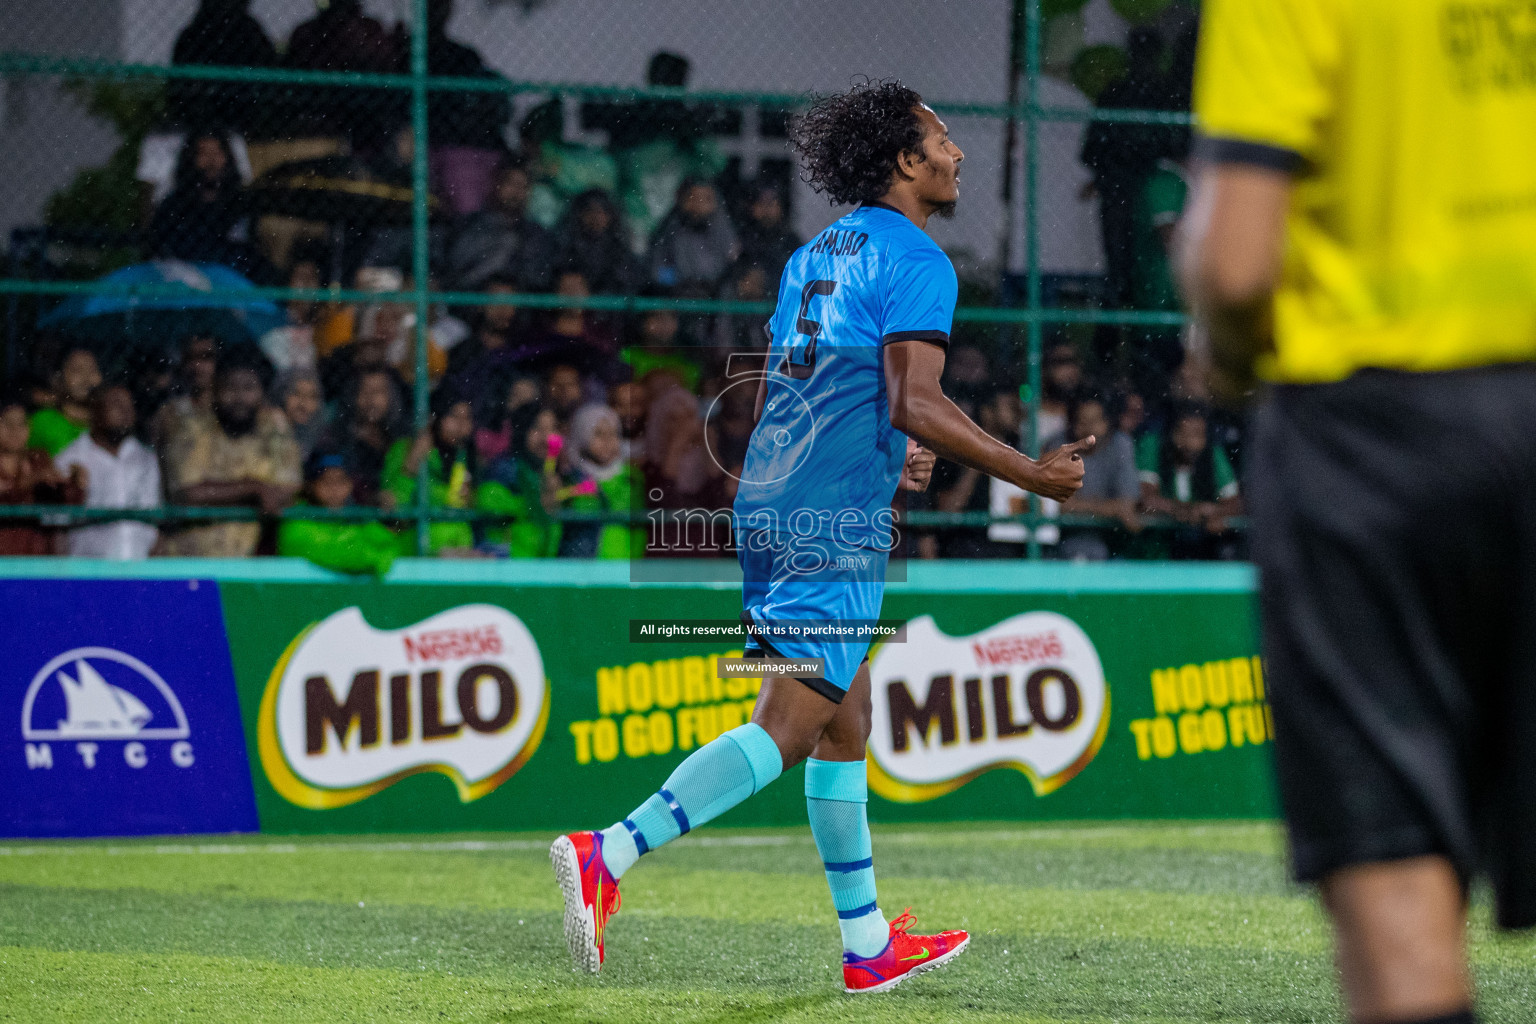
[
  {"xmin": 841, "ymin": 909, "xmax": 970, "ymax": 994},
  {"xmin": 550, "ymin": 831, "xmax": 621, "ymax": 973}
]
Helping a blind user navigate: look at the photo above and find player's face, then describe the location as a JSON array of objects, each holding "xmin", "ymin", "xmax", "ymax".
[{"xmin": 914, "ymin": 106, "xmax": 964, "ymax": 215}]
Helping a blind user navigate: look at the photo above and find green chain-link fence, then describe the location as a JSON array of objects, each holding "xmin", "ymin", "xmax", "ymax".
[{"xmin": 0, "ymin": 0, "xmax": 1207, "ymax": 561}]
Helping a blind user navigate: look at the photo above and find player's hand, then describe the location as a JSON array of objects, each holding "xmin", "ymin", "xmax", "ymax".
[
  {"xmin": 1026, "ymin": 435, "xmax": 1095, "ymax": 503},
  {"xmin": 899, "ymin": 439, "xmax": 937, "ymax": 492}
]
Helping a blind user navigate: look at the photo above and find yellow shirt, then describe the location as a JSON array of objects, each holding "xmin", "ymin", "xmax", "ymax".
[{"xmin": 1195, "ymin": 0, "xmax": 1536, "ymax": 383}]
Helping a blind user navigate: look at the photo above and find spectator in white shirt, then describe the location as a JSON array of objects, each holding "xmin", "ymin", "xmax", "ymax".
[{"xmin": 55, "ymin": 384, "xmax": 162, "ymax": 559}]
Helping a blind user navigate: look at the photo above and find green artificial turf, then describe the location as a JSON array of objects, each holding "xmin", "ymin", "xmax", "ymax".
[{"xmin": 1, "ymin": 822, "xmax": 1533, "ymax": 1023}]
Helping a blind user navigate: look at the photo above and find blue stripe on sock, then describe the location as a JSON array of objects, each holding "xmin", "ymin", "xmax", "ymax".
[
  {"xmin": 659, "ymin": 788, "xmax": 691, "ymax": 835},
  {"xmin": 837, "ymin": 900, "xmax": 879, "ymax": 920},
  {"xmin": 622, "ymin": 818, "xmax": 649, "ymax": 855},
  {"xmin": 823, "ymin": 857, "xmax": 874, "ymax": 873}
]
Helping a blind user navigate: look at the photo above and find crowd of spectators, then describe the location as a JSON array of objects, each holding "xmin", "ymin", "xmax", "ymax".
[
  {"xmin": 913, "ymin": 339, "xmax": 1243, "ymax": 563},
  {"xmin": 2, "ymin": 1, "xmax": 1241, "ymax": 566},
  {"xmin": 134, "ymin": 0, "xmax": 797, "ymax": 298}
]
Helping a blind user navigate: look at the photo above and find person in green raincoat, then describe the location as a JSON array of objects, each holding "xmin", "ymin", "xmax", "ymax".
[
  {"xmin": 562, "ymin": 403, "xmax": 643, "ymax": 559},
  {"xmin": 475, "ymin": 401, "xmax": 565, "ymax": 558},
  {"xmin": 278, "ymin": 449, "xmax": 400, "ymax": 575},
  {"xmin": 381, "ymin": 387, "xmax": 478, "ymax": 556}
]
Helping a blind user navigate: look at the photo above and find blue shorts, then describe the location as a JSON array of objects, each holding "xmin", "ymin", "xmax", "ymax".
[{"xmin": 736, "ymin": 529, "xmax": 889, "ymax": 701}]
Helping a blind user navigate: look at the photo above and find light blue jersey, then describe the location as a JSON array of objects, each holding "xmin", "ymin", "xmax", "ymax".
[{"xmin": 733, "ymin": 202, "xmax": 958, "ymax": 550}]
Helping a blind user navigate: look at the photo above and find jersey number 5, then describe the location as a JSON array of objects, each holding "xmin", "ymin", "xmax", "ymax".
[{"xmin": 779, "ymin": 279, "xmax": 836, "ymax": 381}]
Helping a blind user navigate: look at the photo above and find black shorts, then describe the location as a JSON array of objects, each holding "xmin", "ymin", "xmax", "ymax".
[{"xmin": 1249, "ymin": 364, "xmax": 1536, "ymax": 929}]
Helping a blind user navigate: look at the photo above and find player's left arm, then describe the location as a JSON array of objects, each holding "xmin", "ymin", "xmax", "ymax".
[{"xmin": 1176, "ymin": 165, "xmax": 1290, "ymax": 404}]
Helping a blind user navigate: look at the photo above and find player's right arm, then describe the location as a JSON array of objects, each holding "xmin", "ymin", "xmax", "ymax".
[{"xmin": 883, "ymin": 339, "xmax": 1092, "ymax": 503}]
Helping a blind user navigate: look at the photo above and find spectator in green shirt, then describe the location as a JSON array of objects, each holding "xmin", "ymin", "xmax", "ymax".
[
  {"xmin": 1131, "ymin": 160, "xmax": 1190, "ymax": 314},
  {"xmin": 562, "ymin": 403, "xmax": 643, "ymax": 559},
  {"xmin": 476, "ymin": 401, "xmax": 564, "ymax": 558},
  {"xmin": 278, "ymin": 450, "xmax": 400, "ymax": 575},
  {"xmin": 1123, "ymin": 158, "xmax": 1190, "ymax": 386},
  {"xmin": 28, "ymin": 346, "xmax": 101, "ymax": 456},
  {"xmin": 1135, "ymin": 403, "xmax": 1243, "ymax": 560},
  {"xmin": 381, "ymin": 387, "xmax": 478, "ymax": 556}
]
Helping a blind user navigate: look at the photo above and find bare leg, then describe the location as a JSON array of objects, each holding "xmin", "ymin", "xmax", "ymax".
[
  {"xmin": 1320, "ymin": 855, "xmax": 1471, "ymax": 1023},
  {"xmin": 812, "ymin": 660, "xmax": 873, "ymax": 761},
  {"xmin": 751, "ymin": 673, "xmax": 844, "ymax": 770}
]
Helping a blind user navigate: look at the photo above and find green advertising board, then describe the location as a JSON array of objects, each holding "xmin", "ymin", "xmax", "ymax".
[{"xmin": 205, "ymin": 559, "xmax": 1274, "ymax": 834}]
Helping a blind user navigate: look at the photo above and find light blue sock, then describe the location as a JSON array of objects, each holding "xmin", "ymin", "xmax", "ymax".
[
  {"xmin": 805, "ymin": 758, "xmax": 888, "ymax": 959},
  {"xmin": 598, "ymin": 723, "xmax": 783, "ymax": 879}
]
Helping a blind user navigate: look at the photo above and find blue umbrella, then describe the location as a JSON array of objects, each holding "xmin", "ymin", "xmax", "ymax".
[{"xmin": 38, "ymin": 261, "xmax": 288, "ymax": 350}]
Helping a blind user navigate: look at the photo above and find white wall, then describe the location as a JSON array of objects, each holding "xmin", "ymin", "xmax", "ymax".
[{"xmin": 0, "ymin": 0, "xmax": 124, "ymax": 243}]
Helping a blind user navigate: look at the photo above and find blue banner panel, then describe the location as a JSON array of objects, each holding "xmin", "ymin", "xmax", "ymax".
[{"xmin": 0, "ymin": 579, "xmax": 258, "ymax": 837}]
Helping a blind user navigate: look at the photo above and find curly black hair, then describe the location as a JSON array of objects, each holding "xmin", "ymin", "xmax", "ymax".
[{"xmin": 791, "ymin": 79, "xmax": 927, "ymax": 206}]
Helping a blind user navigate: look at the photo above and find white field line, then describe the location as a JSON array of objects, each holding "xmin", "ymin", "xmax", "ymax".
[{"xmin": 0, "ymin": 824, "xmax": 1267, "ymax": 859}]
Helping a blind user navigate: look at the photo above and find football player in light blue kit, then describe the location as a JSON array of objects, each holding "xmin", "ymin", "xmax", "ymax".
[{"xmin": 553, "ymin": 81, "xmax": 1094, "ymax": 993}]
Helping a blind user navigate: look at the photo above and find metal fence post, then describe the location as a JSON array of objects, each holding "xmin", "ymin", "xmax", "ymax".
[
  {"xmin": 1024, "ymin": 0, "xmax": 1044, "ymax": 560},
  {"xmin": 411, "ymin": 0, "xmax": 432, "ymax": 557}
]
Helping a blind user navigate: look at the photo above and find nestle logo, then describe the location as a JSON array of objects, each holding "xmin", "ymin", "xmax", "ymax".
[
  {"xmin": 402, "ymin": 626, "xmax": 503, "ymax": 663},
  {"xmin": 971, "ymin": 631, "xmax": 1064, "ymax": 667}
]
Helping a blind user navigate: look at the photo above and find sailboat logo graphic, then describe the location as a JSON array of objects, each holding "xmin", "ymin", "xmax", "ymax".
[{"xmin": 21, "ymin": 647, "xmax": 190, "ymax": 741}]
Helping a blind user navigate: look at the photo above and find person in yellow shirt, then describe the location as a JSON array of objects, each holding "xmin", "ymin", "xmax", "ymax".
[{"xmin": 1180, "ymin": 3, "xmax": 1536, "ymax": 1023}]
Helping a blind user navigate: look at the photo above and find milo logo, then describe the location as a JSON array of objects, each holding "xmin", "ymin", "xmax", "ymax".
[
  {"xmin": 867, "ymin": 612, "xmax": 1110, "ymax": 802},
  {"xmin": 258, "ymin": 605, "xmax": 548, "ymax": 809}
]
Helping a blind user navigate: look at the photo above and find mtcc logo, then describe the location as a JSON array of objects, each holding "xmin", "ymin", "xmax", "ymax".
[{"xmin": 20, "ymin": 646, "xmax": 196, "ymax": 771}]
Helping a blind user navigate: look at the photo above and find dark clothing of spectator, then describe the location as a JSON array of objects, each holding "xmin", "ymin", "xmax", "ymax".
[
  {"xmin": 446, "ymin": 210, "xmax": 556, "ymax": 292},
  {"xmin": 284, "ymin": 0, "xmax": 405, "ymax": 147},
  {"xmin": 168, "ymin": 0, "xmax": 279, "ymax": 133},
  {"xmin": 444, "ymin": 318, "xmax": 525, "ymax": 383},
  {"xmin": 737, "ymin": 221, "xmax": 800, "ymax": 287},
  {"xmin": 554, "ymin": 192, "xmax": 642, "ymax": 295},
  {"xmin": 1080, "ymin": 33, "xmax": 1188, "ymax": 307},
  {"xmin": 149, "ymin": 186, "xmax": 258, "ymax": 273},
  {"xmin": 0, "ymin": 450, "xmax": 79, "ymax": 556},
  {"xmin": 649, "ymin": 207, "xmax": 739, "ymax": 293},
  {"xmin": 927, "ymin": 457, "xmax": 1019, "ymax": 559},
  {"xmin": 326, "ymin": 421, "xmax": 395, "ymax": 508},
  {"xmin": 416, "ymin": 8, "xmax": 512, "ymax": 214},
  {"xmin": 147, "ymin": 139, "xmax": 263, "ymax": 277},
  {"xmin": 423, "ymin": 25, "xmax": 511, "ymax": 149}
]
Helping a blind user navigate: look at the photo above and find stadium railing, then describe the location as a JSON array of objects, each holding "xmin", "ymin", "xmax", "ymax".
[{"xmin": 0, "ymin": 0, "xmax": 1199, "ymax": 558}]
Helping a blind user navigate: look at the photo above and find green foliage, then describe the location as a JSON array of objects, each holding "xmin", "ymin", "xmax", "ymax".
[
  {"xmin": 1070, "ymin": 44, "xmax": 1131, "ymax": 103},
  {"xmin": 1040, "ymin": 0, "xmax": 1091, "ymax": 17},
  {"xmin": 43, "ymin": 79, "xmax": 165, "ymax": 235},
  {"xmin": 1110, "ymin": 0, "xmax": 1175, "ymax": 22}
]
